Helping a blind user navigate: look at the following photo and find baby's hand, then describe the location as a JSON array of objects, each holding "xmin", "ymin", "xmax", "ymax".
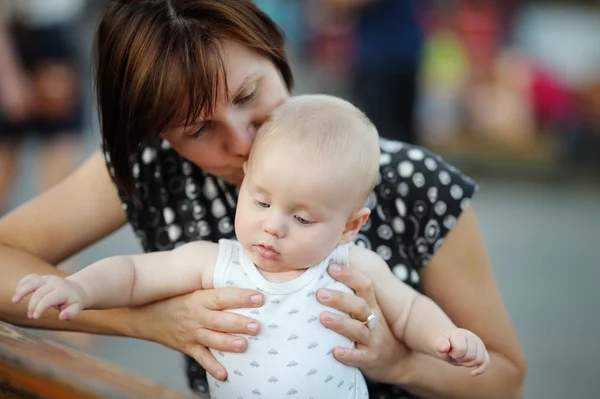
[
  {"xmin": 12, "ymin": 274, "xmax": 86, "ymax": 321},
  {"xmin": 435, "ymin": 328, "xmax": 490, "ymax": 376}
]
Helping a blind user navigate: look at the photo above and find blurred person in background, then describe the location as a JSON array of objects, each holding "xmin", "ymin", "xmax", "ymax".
[
  {"xmin": 326, "ymin": 0, "xmax": 424, "ymax": 144},
  {"xmin": 0, "ymin": 0, "xmax": 85, "ymax": 214},
  {"xmin": 0, "ymin": 0, "xmax": 95, "ymax": 350}
]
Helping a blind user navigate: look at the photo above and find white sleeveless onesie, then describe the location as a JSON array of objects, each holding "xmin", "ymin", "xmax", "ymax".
[{"xmin": 208, "ymin": 239, "xmax": 368, "ymax": 399}]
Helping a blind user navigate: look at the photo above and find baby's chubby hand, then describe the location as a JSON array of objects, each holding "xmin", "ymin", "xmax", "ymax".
[
  {"xmin": 435, "ymin": 328, "xmax": 490, "ymax": 376},
  {"xmin": 12, "ymin": 274, "xmax": 87, "ymax": 321}
]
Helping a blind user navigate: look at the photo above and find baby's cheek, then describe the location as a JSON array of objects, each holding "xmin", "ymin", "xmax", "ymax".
[{"xmin": 293, "ymin": 238, "xmax": 332, "ymax": 268}]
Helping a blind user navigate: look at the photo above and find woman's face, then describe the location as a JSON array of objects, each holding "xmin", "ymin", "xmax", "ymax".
[{"xmin": 162, "ymin": 40, "xmax": 289, "ymax": 185}]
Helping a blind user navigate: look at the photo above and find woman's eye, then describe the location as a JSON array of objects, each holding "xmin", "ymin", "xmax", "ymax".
[
  {"xmin": 190, "ymin": 124, "xmax": 207, "ymax": 139},
  {"xmin": 255, "ymin": 201, "xmax": 269, "ymax": 208},
  {"xmin": 236, "ymin": 89, "xmax": 257, "ymax": 106},
  {"xmin": 294, "ymin": 216, "xmax": 311, "ymax": 225}
]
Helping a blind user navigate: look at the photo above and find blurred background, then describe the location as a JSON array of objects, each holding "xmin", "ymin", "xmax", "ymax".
[{"xmin": 1, "ymin": 1, "xmax": 598, "ymax": 398}]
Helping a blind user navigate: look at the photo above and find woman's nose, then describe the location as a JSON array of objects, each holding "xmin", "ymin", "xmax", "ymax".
[{"xmin": 226, "ymin": 116, "xmax": 257, "ymax": 157}]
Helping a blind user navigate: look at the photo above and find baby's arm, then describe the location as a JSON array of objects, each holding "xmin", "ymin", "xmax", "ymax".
[
  {"xmin": 13, "ymin": 241, "xmax": 219, "ymax": 319},
  {"xmin": 349, "ymin": 246, "xmax": 489, "ymax": 376}
]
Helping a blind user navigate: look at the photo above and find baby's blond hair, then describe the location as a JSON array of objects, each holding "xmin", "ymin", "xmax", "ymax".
[{"xmin": 249, "ymin": 94, "xmax": 380, "ymax": 209}]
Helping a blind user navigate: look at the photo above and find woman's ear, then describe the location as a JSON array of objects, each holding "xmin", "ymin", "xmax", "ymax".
[{"xmin": 340, "ymin": 208, "xmax": 371, "ymax": 244}]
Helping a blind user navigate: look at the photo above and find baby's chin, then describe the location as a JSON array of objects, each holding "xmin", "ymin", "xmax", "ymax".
[{"xmin": 251, "ymin": 255, "xmax": 306, "ymax": 274}]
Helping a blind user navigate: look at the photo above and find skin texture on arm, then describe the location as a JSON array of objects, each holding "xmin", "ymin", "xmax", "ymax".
[
  {"xmin": 76, "ymin": 241, "xmax": 220, "ymax": 308},
  {"xmin": 350, "ymin": 247, "xmax": 472, "ymax": 356},
  {"xmin": 13, "ymin": 241, "xmax": 220, "ymax": 319},
  {"xmin": 401, "ymin": 206, "xmax": 527, "ymax": 398},
  {"xmin": 317, "ymin": 207, "xmax": 526, "ymax": 399},
  {"xmin": 0, "ymin": 151, "xmax": 131, "ymax": 332}
]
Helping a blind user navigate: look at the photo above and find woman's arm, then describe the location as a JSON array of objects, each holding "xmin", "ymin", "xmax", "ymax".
[
  {"xmin": 0, "ymin": 151, "xmax": 264, "ymax": 380},
  {"xmin": 319, "ymin": 207, "xmax": 526, "ymax": 399},
  {"xmin": 402, "ymin": 207, "xmax": 526, "ymax": 398},
  {"xmin": 0, "ymin": 151, "xmax": 131, "ymax": 331}
]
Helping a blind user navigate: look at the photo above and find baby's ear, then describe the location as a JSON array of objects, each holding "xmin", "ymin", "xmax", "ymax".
[{"xmin": 340, "ymin": 208, "xmax": 370, "ymax": 244}]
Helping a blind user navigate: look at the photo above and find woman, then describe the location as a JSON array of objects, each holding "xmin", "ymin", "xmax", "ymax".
[{"xmin": 0, "ymin": 1, "xmax": 526, "ymax": 398}]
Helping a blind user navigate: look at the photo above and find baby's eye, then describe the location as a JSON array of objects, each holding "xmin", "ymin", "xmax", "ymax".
[
  {"xmin": 294, "ymin": 215, "xmax": 312, "ymax": 225},
  {"xmin": 255, "ymin": 201, "xmax": 269, "ymax": 208}
]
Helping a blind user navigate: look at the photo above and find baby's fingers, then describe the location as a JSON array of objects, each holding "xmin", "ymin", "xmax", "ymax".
[
  {"xmin": 12, "ymin": 274, "xmax": 45, "ymax": 303},
  {"xmin": 448, "ymin": 330, "xmax": 471, "ymax": 361},
  {"xmin": 32, "ymin": 289, "xmax": 73, "ymax": 319},
  {"xmin": 470, "ymin": 338, "xmax": 490, "ymax": 376},
  {"xmin": 471, "ymin": 350, "xmax": 490, "ymax": 376},
  {"xmin": 59, "ymin": 303, "xmax": 83, "ymax": 321},
  {"xmin": 28, "ymin": 285, "xmax": 57, "ymax": 319}
]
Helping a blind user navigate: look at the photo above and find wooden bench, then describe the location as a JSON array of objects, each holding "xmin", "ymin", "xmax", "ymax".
[{"xmin": 0, "ymin": 322, "xmax": 201, "ymax": 399}]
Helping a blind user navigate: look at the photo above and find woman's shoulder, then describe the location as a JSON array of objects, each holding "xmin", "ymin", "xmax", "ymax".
[
  {"xmin": 375, "ymin": 138, "xmax": 478, "ymax": 207},
  {"xmin": 363, "ymin": 139, "xmax": 479, "ymax": 269}
]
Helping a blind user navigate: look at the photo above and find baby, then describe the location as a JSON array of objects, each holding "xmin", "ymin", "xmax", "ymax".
[{"xmin": 13, "ymin": 95, "xmax": 489, "ymax": 398}]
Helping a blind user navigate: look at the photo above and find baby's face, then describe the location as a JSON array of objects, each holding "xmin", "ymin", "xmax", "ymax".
[{"xmin": 235, "ymin": 147, "xmax": 356, "ymax": 274}]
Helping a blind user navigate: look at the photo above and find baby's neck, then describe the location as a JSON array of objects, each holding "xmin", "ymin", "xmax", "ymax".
[{"xmin": 255, "ymin": 267, "xmax": 307, "ymax": 283}]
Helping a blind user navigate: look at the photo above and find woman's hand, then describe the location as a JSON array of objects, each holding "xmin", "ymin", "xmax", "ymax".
[
  {"xmin": 317, "ymin": 263, "xmax": 411, "ymax": 384},
  {"xmin": 128, "ymin": 287, "xmax": 264, "ymax": 381}
]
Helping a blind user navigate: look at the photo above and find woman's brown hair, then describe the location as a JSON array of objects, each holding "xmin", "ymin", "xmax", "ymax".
[{"xmin": 95, "ymin": 0, "xmax": 293, "ymax": 199}]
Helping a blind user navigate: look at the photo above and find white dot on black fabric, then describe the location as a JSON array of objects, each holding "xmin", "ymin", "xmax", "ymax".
[
  {"xmin": 434, "ymin": 201, "xmax": 447, "ymax": 216},
  {"xmin": 380, "ymin": 153, "xmax": 392, "ymax": 166},
  {"xmin": 443, "ymin": 215, "xmax": 457, "ymax": 229},
  {"xmin": 182, "ymin": 161, "xmax": 192, "ymax": 176},
  {"xmin": 424, "ymin": 157, "xmax": 438, "ymax": 171},
  {"xmin": 438, "ymin": 170, "xmax": 451, "ymax": 185},
  {"xmin": 132, "ymin": 163, "xmax": 140, "ymax": 178},
  {"xmin": 377, "ymin": 224, "xmax": 393, "ymax": 240},
  {"xmin": 412, "ymin": 172, "xmax": 425, "ymax": 188},
  {"xmin": 398, "ymin": 182, "xmax": 409, "ymax": 197},
  {"xmin": 203, "ymin": 178, "xmax": 218, "ymax": 200},
  {"xmin": 427, "ymin": 186, "xmax": 438, "ymax": 203},
  {"xmin": 211, "ymin": 198, "xmax": 226, "ymax": 218},
  {"xmin": 376, "ymin": 245, "xmax": 392, "ymax": 261},
  {"xmin": 392, "ymin": 217, "xmax": 405, "ymax": 234},
  {"xmin": 410, "ymin": 270, "xmax": 420, "ymax": 284},
  {"xmin": 379, "ymin": 138, "xmax": 404, "ymax": 153},
  {"xmin": 142, "ymin": 147, "xmax": 157, "ymax": 164},
  {"xmin": 393, "ymin": 264, "xmax": 408, "ymax": 281},
  {"xmin": 407, "ymin": 148, "xmax": 425, "ymax": 161},
  {"xmin": 168, "ymin": 224, "xmax": 182, "ymax": 242},
  {"xmin": 461, "ymin": 198, "xmax": 471, "ymax": 210},
  {"xmin": 398, "ymin": 161, "xmax": 414, "ymax": 178},
  {"xmin": 163, "ymin": 207, "xmax": 175, "ymax": 224},
  {"xmin": 450, "ymin": 184, "xmax": 463, "ymax": 200},
  {"xmin": 395, "ymin": 198, "xmax": 407, "ymax": 217}
]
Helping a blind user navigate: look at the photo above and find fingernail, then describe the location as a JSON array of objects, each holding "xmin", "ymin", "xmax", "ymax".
[
  {"xmin": 250, "ymin": 295, "xmax": 262, "ymax": 305},
  {"xmin": 337, "ymin": 348, "xmax": 346, "ymax": 357},
  {"xmin": 330, "ymin": 264, "xmax": 341, "ymax": 273},
  {"xmin": 318, "ymin": 289, "xmax": 331, "ymax": 299},
  {"xmin": 325, "ymin": 312, "xmax": 337, "ymax": 323},
  {"xmin": 232, "ymin": 339, "xmax": 244, "ymax": 350},
  {"xmin": 247, "ymin": 322, "xmax": 259, "ymax": 334}
]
